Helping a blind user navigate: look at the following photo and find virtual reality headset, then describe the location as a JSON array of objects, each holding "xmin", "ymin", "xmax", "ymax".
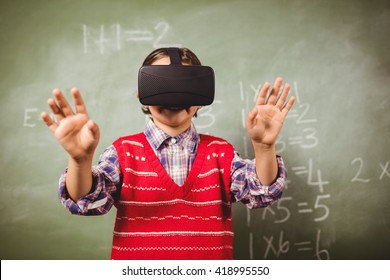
[{"xmin": 138, "ymin": 48, "xmax": 215, "ymax": 107}]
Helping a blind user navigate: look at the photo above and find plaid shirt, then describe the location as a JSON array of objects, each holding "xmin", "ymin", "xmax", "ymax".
[{"xmin": 59, "ymin": 119, "xmax": 287, "ymax": 215}]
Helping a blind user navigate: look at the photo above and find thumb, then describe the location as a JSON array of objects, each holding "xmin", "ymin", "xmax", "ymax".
[
  {"xmin": 246, "ymin": 107, "xmax": 258, "ymax": 129},
  {"xmin": 86, "ymin": 120, "xmax": 100, "ymax": 139}
]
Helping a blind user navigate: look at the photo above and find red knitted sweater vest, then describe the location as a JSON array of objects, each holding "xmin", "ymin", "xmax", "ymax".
[{"xmin": 111, "ymin": 132, "xmax": 235, "ymax": 260}]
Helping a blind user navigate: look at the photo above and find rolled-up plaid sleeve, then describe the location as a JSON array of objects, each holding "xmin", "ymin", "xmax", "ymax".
[
  {"xmin": 58, "ymin": 145, "xmax": 122, "ymax": 216},
  {"xmin": 230, "ymin": 151, "xmax": 287, "ymax": 209}
]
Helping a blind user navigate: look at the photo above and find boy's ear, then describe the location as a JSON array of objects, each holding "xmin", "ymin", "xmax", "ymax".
[
  {"xmin": 194, "ymin": 106, "xmax": 202, "ymax": 118},
  {"xmin": 135, "ymin": 91, "xmax": 139, "ymax": 98}
]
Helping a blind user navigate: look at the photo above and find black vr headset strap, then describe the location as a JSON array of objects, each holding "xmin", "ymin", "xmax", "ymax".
[{"xmin": 167, "ymin": 48, "xmax": 182, "ymax": 65}]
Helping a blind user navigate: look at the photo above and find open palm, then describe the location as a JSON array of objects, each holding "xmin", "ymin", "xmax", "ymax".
[
  {"xmin": 41, "ymin": 88, "xmax": 100, "ymax": 161},
  {"xmin": 246, "ymin": 78, "xmax": 295, "ymax": 146}
]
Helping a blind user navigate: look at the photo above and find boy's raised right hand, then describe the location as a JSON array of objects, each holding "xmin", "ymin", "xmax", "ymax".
[{"xmin": 41, "ymin": 88, "xmax": 100, "ymax": 163}]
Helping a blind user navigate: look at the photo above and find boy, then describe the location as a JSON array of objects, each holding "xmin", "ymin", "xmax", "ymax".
[{"xmin": 41, "ymin": 47, "xmax": 295, "ymax": 259}]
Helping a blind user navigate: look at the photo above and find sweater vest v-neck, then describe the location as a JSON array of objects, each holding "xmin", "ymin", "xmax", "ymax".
[{"xmin": 111, "ymin": 132, "xmax": 235, "ymax": 260}]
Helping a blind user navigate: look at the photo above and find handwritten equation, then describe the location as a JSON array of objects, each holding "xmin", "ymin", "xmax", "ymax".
[
  {"xmin": 82, "ymin": 21, "xmax": 181, "ymax": 54},
  {"xmin": 262, "ymin": 229, "xmax": 329, "ymax": 260}
]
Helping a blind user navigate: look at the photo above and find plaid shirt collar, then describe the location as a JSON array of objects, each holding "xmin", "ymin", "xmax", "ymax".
[{"xmin": 144, "ymin": 118, "xmax": 199, "ymax": 153}]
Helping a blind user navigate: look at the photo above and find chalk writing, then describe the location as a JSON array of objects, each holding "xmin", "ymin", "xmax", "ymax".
[
  {"xmin": 351, "ymin": 157, "xmax": 371, "ymax": 183},
  {"xmin": 24, "ymin": 108, "xmax": 56, "ymax": 128},
  {"xmin": 261, "ymin": 197, "xmax": 292, "ymax": 224},
  {"xmin": 288, "ymin": 127, "xmax": 319, "ymax": 149},
  {"xmin": 312, "ymin": 194, "xmax": 331, "ymax": 222},
  {"xmin": 295, "ymin": 103, "xmax": 317, "ymax": 124},
  {"xmin": 379, "ymin": 161, "xmax": 390, "ymax": 180},
  {"xmin": 24, "ymin": 108, "xmax": 39, "ymax": 127},
  {"xmin": 196, "ymin": 100, "xmax": 222, "ymax": 130},
  {"xmin": 263, "ymin": 230, "xmax": 289, "ymax": 258},
  {"xmin": 240, "ymin": 81, "xmax": 333, "ymax": 259},
  {"xmin": 261, "ymin": 193, "xmax": 330, "ymax": 223},
  {"xmin": 239, "ymin": 81, "xmax": 266, "ymax": 128},
  {"xmin": 351, "ymin": 157, "xmax": 390, "ymax": 182},
  {"xmin": 274, "ymin": 82, "xmax": 319, "ymax": 153},
  {"xmin": 291, "ymin": 158, "xmax": 329, "ymax": 193},
  {"xmin": 83, "ymin": 21, "xmax": 181, "ymax": 54},
  {"xmin": 262, "ymin": 229, "xmax": 329, "ymax": 260}
]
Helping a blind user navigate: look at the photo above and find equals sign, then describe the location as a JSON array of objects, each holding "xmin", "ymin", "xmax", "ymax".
[
  {"xmin": 289, "ymin": 136, "xmax": 304, "ymax": 145},
  {"xmin": 297, "ymin": 202, "xmax": 312, "ymax": 213},
  {"xmin": 124, "ymin": 30, "xmax": 154, "ymax": 42},
  {"xmin": 291, "ymin": 166, "xmax": 308, "ymax": 175},
  {"xmin": 293, "ymin": 241, "xmax": 313, "ymax": 252}
]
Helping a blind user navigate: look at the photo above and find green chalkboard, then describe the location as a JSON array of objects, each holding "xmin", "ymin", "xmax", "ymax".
[{"xmin": 1, "ymin": 0, "xmax": 389, "ymax": 260}]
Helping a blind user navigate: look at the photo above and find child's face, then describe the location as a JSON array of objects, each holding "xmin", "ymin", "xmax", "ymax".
[{"xmin": 147, "ymin": 56, "xmax": 201, "ymax": 135}]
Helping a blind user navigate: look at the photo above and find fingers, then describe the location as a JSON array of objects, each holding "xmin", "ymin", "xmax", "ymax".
[
  {"xmin": 43, "ymin": 87, "xmax": 88, "ymax": 124},
  {"xmin": 255, "ymin": 77, "xmax": 284, "ymax": 106},
  {"xmin": 71, "ymin": 88, "xmax": 88, "ymax": 115},
  {"xmin": 275, "ymin": 83, "xmax": 291, "ymax": 110},
  {"xmin": 52, "ymin": 89, "xmax": 74, "ymax": 117},
  {"xmin": 281, "ymin": 96, "xmax": 296, "ymax": 119},
  {"xmin": 247, "ymin": 107, "xmax": 257, "ymax": 121},
  {"xmin": 266, "ymin": 77, "xmax": 283, "ymax": 105},
  {"xmin": 255, "ymin": 82, "xmax": 271, "ymax": 106},
  {"xmin": 45, "ymin": 89, "xmax": 71, "ymax": 123},
  {"xmin": 40, "ymin": 112, "xmax": 58, "ymax": 133},
  {"xmin": 256, "ymin": 77, "xmax": 293, "ymax": 109}
]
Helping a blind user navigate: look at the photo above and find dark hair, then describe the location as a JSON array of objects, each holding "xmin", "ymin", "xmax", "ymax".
[
  {"xmin": 141, "ymin": 47, "xmax": 202, "ymax": 115},
  {"xmin": 142, "ymin": 47, "xmax": 202, "ymax": 66}
]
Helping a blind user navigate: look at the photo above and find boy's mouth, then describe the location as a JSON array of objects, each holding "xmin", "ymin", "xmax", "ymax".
[{"xmin": 163, "ymin": 106, "xmax": 190, "ymax": 112}]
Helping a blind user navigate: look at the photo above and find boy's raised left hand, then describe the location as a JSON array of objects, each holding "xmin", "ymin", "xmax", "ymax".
[{"xmin": 246, "ymin": 77, "xmax": 295, "ymax": 147}]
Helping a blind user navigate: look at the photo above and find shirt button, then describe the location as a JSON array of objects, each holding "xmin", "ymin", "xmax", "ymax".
[{"xmin": 170, "ymin": 138, "xmax": 177, "ymax": 144}]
